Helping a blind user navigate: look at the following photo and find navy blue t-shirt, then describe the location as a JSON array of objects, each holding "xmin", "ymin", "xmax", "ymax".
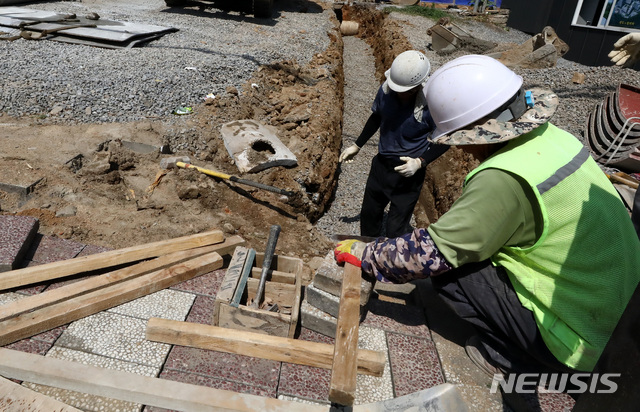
[{"xmin": 371, "ymin": 86, "xmax": 434, "ymax": 159}]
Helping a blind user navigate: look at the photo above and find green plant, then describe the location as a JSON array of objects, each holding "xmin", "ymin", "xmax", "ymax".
[{"xmin": 383, "ymin": 5, "xmax": 450, "ymax": 21}]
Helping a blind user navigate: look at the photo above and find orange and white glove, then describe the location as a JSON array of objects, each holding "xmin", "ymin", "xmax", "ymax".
[
  {"xmin": 334, "ymin": 239, "xmax": 367, "ymax": 267},
  {"xmin": 609, "ymin": 33, "xmax": 640, "ymax": 67},
  {"xmin": 394, "ymin": 156, "xmax": 422, "ymax": 177}
]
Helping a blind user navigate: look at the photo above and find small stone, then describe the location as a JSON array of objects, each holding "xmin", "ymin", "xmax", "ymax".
[{"xmin": 56, "ymin": 205, "xmax": 77, "ymax": 217}]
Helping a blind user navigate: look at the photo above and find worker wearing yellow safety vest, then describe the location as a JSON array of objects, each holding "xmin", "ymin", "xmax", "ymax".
[{"xmin": 334, "ymin": 55, "xmax": 640, "ymax": 385}]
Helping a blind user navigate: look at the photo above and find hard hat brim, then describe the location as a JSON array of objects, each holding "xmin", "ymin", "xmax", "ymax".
[
  {"xmin": 429, "ymin": 88, "xmax": 558, "ymax": 146},
  {"xmin": 384, "ymin": 69, "xmax": 427, "ymax": 93}
]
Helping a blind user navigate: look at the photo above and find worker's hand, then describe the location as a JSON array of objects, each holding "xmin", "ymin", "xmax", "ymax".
[
  {"xmin": 334, "ymin": 239, "xmax": 367, "ymax": 267},
  {"xmin": 394, "ymin": 157, "xmax": 422, "ymax": 177},
  {"xmin": 339, "ymin": 144, "xmax": 360, "ymax": 163},
  {"xmin": 609, "ymin": 33, "xmax": 640, "ymax": 67}
]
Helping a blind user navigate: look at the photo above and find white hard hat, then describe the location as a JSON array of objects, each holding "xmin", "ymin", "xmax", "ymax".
[
  {"xmin": 424, "ymin": 55, "xmax": 558, "ymax": 145},
  {"xmin": 384, "ymin": 50, "xmax": 431, "ymax": 93}
]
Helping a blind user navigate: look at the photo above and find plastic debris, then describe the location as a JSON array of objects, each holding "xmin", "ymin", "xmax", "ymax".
[{"xmin": 172, "ymin": 106, "xmax": 193, "ymax": 115}]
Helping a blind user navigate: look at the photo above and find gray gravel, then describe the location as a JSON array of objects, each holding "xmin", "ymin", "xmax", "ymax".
[{"xmin": 0, "ymin": 0, "xmax": 333, "ymax": 124}]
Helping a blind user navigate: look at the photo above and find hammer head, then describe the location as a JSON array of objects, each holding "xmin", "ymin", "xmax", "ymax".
[{"xmin": 160, "ymin": 156, "xmax": 191, "ymax": 169}]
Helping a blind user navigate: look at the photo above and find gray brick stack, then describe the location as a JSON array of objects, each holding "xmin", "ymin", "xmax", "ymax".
[{"xmin": 300, "ymin": 251, "xmax": 373, "ymax": 338}]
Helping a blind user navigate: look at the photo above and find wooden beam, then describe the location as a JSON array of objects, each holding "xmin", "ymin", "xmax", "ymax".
[
  {"xmin": 0, "ymin": 376, "xmax": 82, "ymax": 412},
  {"xmin": 0, "ymin": 229, "xmax": 226, "ymax": 291},
  {"xmin": 146, "ymin": 318, "xmax": 385, "ymax": 377},
  {"xmin": 0, "ymin": 252, "xmax": 223, "ymax": 346},
  {"xmin": 0, "ymin": 236, "xmax": 244, "ymax": 323},
  {"xmin": 0, "ymin": 348, "xmax": 327, "ymax": 412},
  {"xmin": 328, "ymin": 263, "xmax": 362, "ymax": 406}
]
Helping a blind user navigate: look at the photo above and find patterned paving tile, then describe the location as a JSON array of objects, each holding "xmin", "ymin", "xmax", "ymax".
[
  {"xmin": 4, "ymin": 338, "xmax": 52, "ymax": 355},
  {"xmin": 163, "ymin": 345, "xmax": 280, "ymax": 391},
  {"xmin": 23, "ymin": 347, "xmax": 157, "ymax": 412},
  {"xmin": 387, "ymin": 332, "xmax": 445, "ymax": 397},
  {"xmin": 362, "ymin": 298, "xmax": 431, "ymax": 338},
  {"xmin": 170, "ymin": 268, "xmax": 226, "ymax": 297},
  {"xmin": 107, "ymin": 289, "xmax": 195, "ymax": 321},
  {"xmin": 0, "ymin": 215, "xmax": 38, "ymax": 272},
  {"xmin": 184, "ymin": 294, "xmax": 216, "ymax": 325},
  {"xmin": 55, "ymin": 311, "xmax": 170, "ymax": 368},
  {"xmin": 23, "ymin": 234, "xmax": 85, "ymax": 264},
  {"xmin": 76, "ymin": 244, "xmax": 112, "ymax": 256},
  {"xmin": 355, "ymin": 327, "xmax": 393, "ymax": 404}
]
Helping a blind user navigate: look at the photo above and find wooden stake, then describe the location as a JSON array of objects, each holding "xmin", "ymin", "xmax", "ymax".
[
  {"xmin": 146, "ymin": 318, "xmax": 385, "ymax": 377},
  {"xmin": 0, "ymin": 236, "xmax": 243, "ymax": 323},
  {"xmin": 0, "ymin": 348, "xmax": 326, "ymax": 412},
  {"xmin": 329, "ymin": 263, "xmax": 362, "ymax": 406},
  {"xmin": 0, "ymin": 229, "xmax": 225, "ymax": 291},
  {"xmin": 0, "ymin": 252, "xmax": 223, "ymax": 346}
]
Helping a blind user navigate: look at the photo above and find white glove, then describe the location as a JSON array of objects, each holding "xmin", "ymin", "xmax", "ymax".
[
  {"xmin": 394, "ymin": 156, "xmax": 422, "ymax": 177},
  {"xmin": 609, "ymin": 33, "xmax": 640, "ymax": 67},
  {"xmin": 339, "ymin": 144, "xmax": 360, "ymax": 163}
]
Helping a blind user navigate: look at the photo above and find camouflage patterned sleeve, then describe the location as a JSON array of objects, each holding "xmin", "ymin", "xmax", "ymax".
[{"xmin": 360, "ymin": 228, "xmax": 453, "ymax": 284}]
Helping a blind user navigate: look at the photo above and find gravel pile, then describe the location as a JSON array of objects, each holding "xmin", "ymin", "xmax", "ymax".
[{"xmin": 0, "ymin": 0, "xmax": 333, "ymax": 124}]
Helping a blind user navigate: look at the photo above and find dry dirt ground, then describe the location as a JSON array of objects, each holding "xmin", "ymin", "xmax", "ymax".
[{"xmin": 0, "ymin": 3, "xmax": 473, "ymax": 271}]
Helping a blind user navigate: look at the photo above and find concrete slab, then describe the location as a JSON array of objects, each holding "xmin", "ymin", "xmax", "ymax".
[
  {"xmin": 313, "ymin": 252, "xmax": 373, "ymax": 305},
  {"xmin": 0, "ymin": 215, "xmax": 38, "ymax": 272},
  {"xmin": 300, "ymin": 299, "xmax": 337, "ymax": 338},
  {"xmin": 305, "ymin": 281, "xmax": 366, "ymax": 318},
  {"xmin": 220, "ymin": 119, "xmax": 297, "ymax": 173}
]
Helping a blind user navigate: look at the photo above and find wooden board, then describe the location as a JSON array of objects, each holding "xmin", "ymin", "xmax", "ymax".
[
  {"xmin": 146, "ymin": 318, "xmax": 385, "ymax": 377},
  {"xmin": 0, "ymin": 229, "xmax": 225, "ymax": 291},
  {"xmin": 0, "ymin": 348, "xmax": 326, "ymax": 412},
  {"xmin": 0, "ymin": 237, "xmax": 243, "ymax": 323},
  {"xmin": 213, "ymin": 246, "xmax": 249, "ymax": 323},
  {"xmin": 0, "ymin": 376, "xmax": 82, "ymax": 412},
  {"xmin": 0, "ymin": 252, "xmax": 223, "ymax": 345},
  {"xmin": 329, "ymin": 263, "xmax": 362, "ymax": 406}
]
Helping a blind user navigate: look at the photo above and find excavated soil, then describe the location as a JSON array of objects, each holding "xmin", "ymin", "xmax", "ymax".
[{"xmin": 0, "ymin": 4, "xmax": 471, "ymax": 270}]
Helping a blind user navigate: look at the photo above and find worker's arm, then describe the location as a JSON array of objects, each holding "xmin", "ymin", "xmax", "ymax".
[
  {"xmin": 339, "ymin": 113, "xmax": 382, "ymax": 163},
  {"xmin": 355, "ymin": 169, "xmax": 539, "ymax": 283}
]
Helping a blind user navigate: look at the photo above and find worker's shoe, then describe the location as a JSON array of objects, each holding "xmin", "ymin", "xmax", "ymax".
[{"xmin": 465, "ymin": 335, "xmax": 507, "ymax": 378}]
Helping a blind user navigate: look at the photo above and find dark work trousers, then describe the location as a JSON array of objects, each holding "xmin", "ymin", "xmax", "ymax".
[
  {"xmin": 633, "ymin": 187, "xmax": 640, "ymax": 239},
  {"xmin": 431, "ymin": 260, "xmax": 576, "ymax": 375},
  {"xmin": 360, "ymin": 154, "xmax": 427, "ymax": 238}
]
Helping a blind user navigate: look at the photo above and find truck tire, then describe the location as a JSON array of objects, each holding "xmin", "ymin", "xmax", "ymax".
[{"xmin": 253, "ymin": 0, "xmax": 273, "ymax": 18}]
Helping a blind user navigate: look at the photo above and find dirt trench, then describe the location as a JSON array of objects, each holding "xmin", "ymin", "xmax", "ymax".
[{"xmin": 0, "ymin": 3, "xmax": 472, "ymax": 267}]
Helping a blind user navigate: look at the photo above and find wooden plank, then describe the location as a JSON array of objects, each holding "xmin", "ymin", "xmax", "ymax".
[
  {"xmin": 246, "ymin": 277, "xmax": 296, "ymax": 306},
  {"xmin": 0, "ymin": 252, "xmax": 223, "ymax": 346},
  {"xmin": 0, "ymin": 376, "xmax": 82, "ymax": 412},
  {"xmin": 0, "ymin": 229, "xmax": 226, "ymax": 291},
  {"xmin": 218, "ymin": 302, "xmax": 290, "ymax": 338},
  {"xmin": 214, "ymin": 246, "xmax": 249, "ymax": 321},
  {"xmin": 328, "ymin": 263, "xmax": 362, "ymax": 406},
  {"xmin": 0, "ymin": 237, "xmax": 244, "ymax": 323},
  {"xmin": 146, "ymin": 318, "xmax": 385, "ymax": 377},
  {"xmin": 0, "ymin": 348, "xmax": 327, "ymax": 412},
  {"xmin": 249, "ymin": 266, "xmax": 296, "ymax": 284},
  {"xmin": 230, "ymin": 248, "xmax": 255, "ymax": 307}
]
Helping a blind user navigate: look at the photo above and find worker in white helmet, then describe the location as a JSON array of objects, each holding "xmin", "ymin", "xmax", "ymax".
[
  {"xmin": 335, "ymin": 55, "xmax": 640, "ymax": 384},
  {"xmin": 339, "ymin": 50, "xmax": 448, "ymax": 238}
]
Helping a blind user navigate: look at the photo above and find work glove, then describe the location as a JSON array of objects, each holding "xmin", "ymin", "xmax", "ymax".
[
  {"xmin": 394, "ymin": 156, "xmax": 422, "ymax": 177},
  {"xmin": 609, "ymin": 33, "xmax": 640, "ymax": 67},
  {"xmin": 334, "ymin": 239, "xmax": 367, "ymax": 268},
  {"xmin": 339, "ymin": 144, "xmax": 360, "ymax": 163}
]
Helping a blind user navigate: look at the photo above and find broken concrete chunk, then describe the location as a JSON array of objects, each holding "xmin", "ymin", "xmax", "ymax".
[{"xmin": 220, "ymin": 119, "xmax": 297, "ymax": 174}]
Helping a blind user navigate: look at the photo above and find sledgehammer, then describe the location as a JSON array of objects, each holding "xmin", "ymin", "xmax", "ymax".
[{"xmin": 160, "ymin": 156, "xmax": 294, "ymax": 196}]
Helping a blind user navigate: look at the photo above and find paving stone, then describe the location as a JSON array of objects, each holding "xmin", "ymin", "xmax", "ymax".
[
  {"xmin": 107, "ymin": 289, "xmax": 195, "ymax": 321},
  {"xmin": 361, "ymin": 297, "xmax": 431, "ymax": 337},
  {"xmin": 355, "ymin": 327, "xmax": 393, "ymax": 404},
  {"xmin": 163, "ymin": 345, "xmax": 280, "ymax": 391},
  {"xmin": 4, "ymin": 338, "xmax": 52, "ymax": 355},
  {"xmin": 387, "ymin": 332, "xmax": 445, "ymax": 397},
  {"xmin": 23, "ymin": 234, "xmax": 85, "ymax": 265},
  {"xmin": 313, "ymin": 252, "xmax": 373, "ymax": 305},
  {"xmin": 184, "ymin": 294, "xmax": 216, "ymax": 325},
  {"xmin": 158, "ymin": 369, "xmax": 276, "ymax": 397},
  {"xmin": 23, "ymin": 347, "xmax": 157, "ymax": 412},
  {"xmin": 55, "ymin": 311, "xmax": 170, "ymax": 368},
  {"xmin": 305, "ymin": 281, "xmax": 366, "ymax": 319},
  {"xmin": 76, "ymin": 243, "xmax": 112, "ymax": 256},
  {"xmin": 0, "ymin": 215, "xmax": 38, "ymax": 272},
  {"xmin": 170, "ymin": 268, "xmax": 226, "ymax": 297},
  {"xmin": 300, "ymin": 299, "xmax": 337, "ymax": 338}
]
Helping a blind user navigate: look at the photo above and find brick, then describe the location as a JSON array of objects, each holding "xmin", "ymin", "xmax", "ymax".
[{"xmin": 0, "ymin": 215, "xmax": 39, "ymax": 272}]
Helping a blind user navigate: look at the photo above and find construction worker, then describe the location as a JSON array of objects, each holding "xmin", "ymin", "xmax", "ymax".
[
  {"xmin": 339, "ymin": 50, "xmax": 448, "ymax": 238},
  {"xmin": 335, "ymin": 55, "xmax": 640, "ymax": 382}
]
